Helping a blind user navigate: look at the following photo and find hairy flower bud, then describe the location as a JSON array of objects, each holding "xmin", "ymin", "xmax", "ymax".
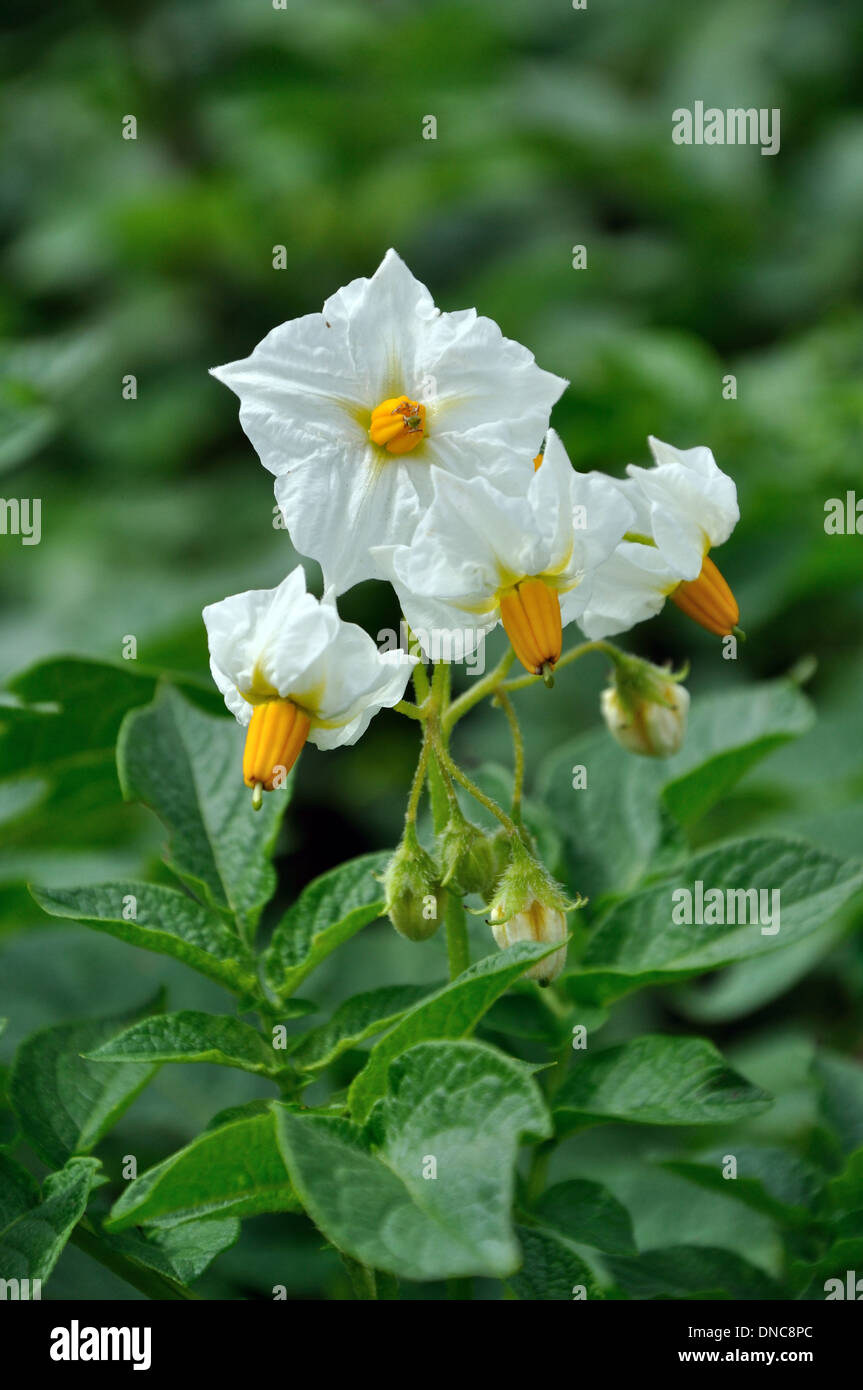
[
  {"xmin": 487, "ymin": 840, "xmax": 575, "ymax": 985},
  {"xmin": 438, "ymin": 813, "xmax": 500, "ymax": 900},
  {"xmin": 601, "ymin": 653, "xmax": 689, "ymax": 758},
  {"xmin": 383, "ymin": 826, "xmax": 444, "ymax": 942}
]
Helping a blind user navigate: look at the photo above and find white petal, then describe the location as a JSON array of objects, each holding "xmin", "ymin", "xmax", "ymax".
[
  {"xmin": 300, "ymin": 625, "xmax": 417, "ymax": 748},
  {"xmin": 578, "ymin": 542, "xmax": 679, "ymax": 639},
  {"xmin": 627, "ymin": 437, "xmax": 740, "ymax": 580}
]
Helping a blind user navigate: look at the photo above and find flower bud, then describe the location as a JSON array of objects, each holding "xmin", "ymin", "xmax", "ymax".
[
  {"xmin": 383, "ymin": 826, "xmax": 444, "ymax": 942},
  {"xmin": 487, "ymin": 840, "xmax": 574, "ymax": 985},
  {"xmin": 600, "ymin": 654, "xmax": 689, "ymax": 759},
  {"xmin": 438, "ymin": 813, "xmax": 500, "ymax": 900}
]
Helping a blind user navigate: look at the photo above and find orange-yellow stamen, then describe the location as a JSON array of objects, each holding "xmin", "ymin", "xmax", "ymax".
[
  {"xmin": 369, "ymin": 396, "xmax": 426, "ymax": 455},
  {"xmin": 243, "ymin": 699, "xmax": 311, "ymax": 793},
  {"xmin": 499, "ymin": 577, "xmax": 562, "ymax": 676},
  {"xmin": 533, "ymin": 452, "xmax": 543, "ymax": 471},
  {"xmin": 670, "ymin": 554, "xmax": 739, "ymax": 637}
]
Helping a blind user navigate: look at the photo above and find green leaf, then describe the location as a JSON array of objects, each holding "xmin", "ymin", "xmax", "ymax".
[
  {"xmin": 536, "ymin": 727, "xmax": 663, "ymax": 904},
  {"xmin": 30, "ymin": 881, "xmax": 258, "ymax": 994},
  {"xmin": 569, "ymin": 837, "xmax": 863, "ymax": 1005},
  {"xmin": 87, "ymin": 1011, "xmax": 280, "ymax": 1077},
  {"xmin": 92, "ymin": 1216, "xmax": 239, "ymax": 1288},
  {"xmin": 815, "ymin": 1050, "xmax": 863, "ymax": 1155},
  {"xmin": 289, "ymin": 984, "xmax": 437, "ymax": 1072},
  {"xmin": 263, "ymin": 851, "xmax": 391, "ymax": 998},
  {"xmin": 606, "ymin": 1245, "xmax": 784, "ymax": 1299},
  {"xmin": 117, "ymin": 686, "xmax": 289, "ymax": 935},
  {"xmin": 509, "ymin": 1225, "xmax": 604, "ymax": 1300},
  {"xmin": 660, "ymin": 678, "xmax": 814, "ymax": 826},
  {"xmin": 0, "ymin": 1154, "xmax": 39, "ymax": 1229},
  {"xmin": 532, "ymin": 1179, "xmax": 637, "ymax": 1254},
  {"xmin": 348, "ymin": 941, "xmax": 564, "ymax": 1124},
  {"xmin": 106, "ymin": 1111, "xmax": 299, "ymax": 1230},
  {"xmin": 275, "ymin": 1040, "xmax": 550, "ymax": 1282},
  {"xmin": 661, "ymin": 1146, "xmax": 824, "ymax": 1225},
  {"xmin": 554, "ymin": 1035, "xmax": 772, "ymax": 1134},
  {"xmin": 535, "ymin": 679, "xmax": 814, "ymax": 904},
  {"xmin": 0, "ymin": 1157, "xmax": 99, "ymax": 1284},
  {"xmin": 10, "ymin": 996, "xmax": 163, "ymax": 1169}
]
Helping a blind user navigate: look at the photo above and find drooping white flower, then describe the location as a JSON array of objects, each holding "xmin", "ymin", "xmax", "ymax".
[
  {"xmin": 372, "ymin": 430, "xmax": 633, "ymax": 677},
  {"xmin": 203, "ymin": 566, "xmax": 416, "ymax": 804},
  {"xmin": 580, "ymin": 437, "xmax": 741, "ymax": 640},
  {"xmin": 210, "ymin": 249, "xmax": 567, "ymax": 594}
]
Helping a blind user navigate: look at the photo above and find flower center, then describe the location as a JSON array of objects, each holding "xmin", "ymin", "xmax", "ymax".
[
  {"xmin": 369, "ymin": 396, "xmax": 426, "ymax": 455},
  {"xmin": 499, "ymin": 577, "xmax": 562, "ymax": 679},
  {"xmin": 670, "ymin": 553, "xmax": 739, "ymax": 637},
  {"xmin": 243, "ymin": 698, "xmax": 311, "ymax": 802}
]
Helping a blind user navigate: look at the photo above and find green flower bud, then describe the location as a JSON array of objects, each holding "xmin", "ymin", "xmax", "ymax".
[
  {"xmin": 383, "ymin": 825, "xmax": 444, "ymax": 942},
  {"xmin": 438, "ymin": 813, "xmax": 500, "ymax": 900},
  {"xmin": 488, "ymin": 839, "xmax": 579, "ymax": 985},
  {"xmin": 601, "ymin": 653, "xmax": 690, "ymax": 759}
]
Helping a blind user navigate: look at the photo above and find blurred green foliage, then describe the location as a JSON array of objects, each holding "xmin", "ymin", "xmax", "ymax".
[{"xmin": 1, "ymin": 0, "xmax": 862, "ymax": 1298}]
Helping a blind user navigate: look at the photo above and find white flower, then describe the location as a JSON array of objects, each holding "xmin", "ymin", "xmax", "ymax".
[
  {"xmin": 210, "ymin": 249, "xmax": 567, "ymax": 594},
  {"xmin": 580, "ymin": 437, "xmax": 740, "ymax": 640},
  {"xmin": 203, "ymin": 567, "xmax": 416, "ymax": 802},
  {"xmin": 372, "ymin": 430, "xmax": 633, "ymax": 676}
]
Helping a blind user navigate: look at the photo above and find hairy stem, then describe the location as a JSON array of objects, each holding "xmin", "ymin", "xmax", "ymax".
[
  {"xmin": 494, "ymin": 689, "xmax": 524, "ymax": 819},
  {"xmin": 443, "ymin": 648, "xmax": 514, "ymax": 734},
  {"xmin": 444, "ymin": 892, "xmax": 470, "ymax": 980},
  {"xmin": 500, "ymin": 639, "xmax": 624, "ymax": 693}
]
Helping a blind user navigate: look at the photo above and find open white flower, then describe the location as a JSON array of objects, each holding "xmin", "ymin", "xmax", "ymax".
[
  {"xmin": 581, "ymin": 436, "xmax": 741, "ymax": 639},
  {"xmin": 203, "ymin": 566, "xmax": 416, "ymax": 805},
  {"xmin": 373, "ymin": 430, "xmax": 633, "ymax": 679},
  {"xmin": 210, "ymin": 249, "xmax": 567, "ymax": 593}
]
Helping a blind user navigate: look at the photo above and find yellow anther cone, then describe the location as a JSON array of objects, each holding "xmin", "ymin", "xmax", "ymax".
[
  {"xmin": 369, "ymin": 396, "xmax": 426, "ymax": 455},
  {"xmin": 243, "ymin": 699, "xmax": 311, "ymax": 792},
  {"xmin": 500, "ymin": 578, "xmax": 563, "ymax": 676},
  {"xmin": 670, "ymin": 554, "xmax": 739, "ymax": 637}
]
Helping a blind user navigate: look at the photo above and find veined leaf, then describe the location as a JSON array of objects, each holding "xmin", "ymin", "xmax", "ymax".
[
  {"xmin": 275, "ymin": 1040, "xmax": 550, "ymax": 1282},
  {"xmin": 117, "ymin": 686, "xmax": 290, "ymax": 936},
  {"xmin": 509, "ymin": 1225, "xmax": 604, "ymax": 1300},
  {"xmin": 0, "ymin": 1157, "xmax": 99, "ymax": 1285},
  {"xmin": 554, "ymin": 1034, "xmax": 772, "ymax": 1134},
  {"xmin": 532, "ymin": 1178, "xmax": 637, "ymax": 1254},
  {"xmin": 289, "ymin": 984, "xmax": 437, "ymax": 1072},
  {"xmin": 30, "ymin": 881, "xmax": 258, "ymax": 994},
  {"xmin": 87, "ymin": 1011, "xmax": 281, "ymax": 1077},
  {"xmin": 348, "ymin": 941, "xmax": 564, "ymax": 1124},
  {"xmin": 106, "ymin": 1111, "xmax": 299, "ymax": 1230},
  {"xmin": 263, "ymin": 851, "xmax": 390, "ymax": 998}
]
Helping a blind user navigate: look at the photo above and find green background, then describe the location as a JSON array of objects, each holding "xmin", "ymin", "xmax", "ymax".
[{"xmin": 1, "ymin": 0, "xmax": 862, "ymax": 1298}]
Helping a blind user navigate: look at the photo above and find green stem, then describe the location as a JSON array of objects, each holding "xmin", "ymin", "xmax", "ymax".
[
  {"xmin": 393, "ymin": 698, "xmax": 425, "ymax": 721},
  {"xmin": 500, "ymin": 639, "xmax": 624, "ymax": 693},
  {"xmin": 341, "ymin": 1253, "xmax": 379, "ymax": 1300},
  {"xmin": 444, "ymin": 892, "xmax": 470, "ymax": 980},
  {"xmin": 405, "ymin": 621, "xmax": 430, "ymax": 704},
  {"xmin": 405, "ymin": 725, "xmax": 431, "ymax": 824},
  {"xmin": 431, "ymin": 724, "xmax": 520, "ymax": 838},
  {"xmin": 443, "ymin": 649, "xmax": 514, "ymax": 734},
  {"xmin": 494, "ymin": 689, "xmax": 524, "ymax": 820}
]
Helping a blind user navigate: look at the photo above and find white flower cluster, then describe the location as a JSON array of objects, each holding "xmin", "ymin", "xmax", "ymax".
[{"xmin": 203, "ymin": 250, "xmax": 740, "ymax": 794}]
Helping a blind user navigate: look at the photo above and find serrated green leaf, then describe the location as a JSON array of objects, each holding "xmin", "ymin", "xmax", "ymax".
[
  {"xmin": 117, "ymin": 686, "xmax": 289, "ymax": 935},
  {"xmin": 568, "ymin": 838, "xmax": 863, "ymax": 1005},
  {"xmin": 509, "ymin": 1225, "xmax": 604, "ymax": 1300},
  {"xmin": 30, "ymin": 881, "xmax": 258, "ymax": 994},
  {"xmin": 263, "ymin": 851, "xmax": 390, "ymax": 998},
  {"xmin": 532, "ymin": 1179, "xmax": 637, "ymax": 1254},
  {"xmin": 661, "ymin": 1146, "xmax": 824, "ymax": 1225},
  {"xmin": 10, "ymin": 996, "xmax": 163, "ymax": 1169},
  {"xmin": 275, "ymin": 1040, "xmax": 550, "ymax": 1282},
  {"xmin": 290, "ymin": 984, "xmax": 437, "ymax": 1072},
  {"xmin": 106, "ymin": 1111, "xmax": 299, "ymax": 1230},
  {"xmin": 554, "ymin": 1035, "xmax": 772, "ymax": 1133},
  {"xmin": 606, "ymin": 1244, "xmax": 784, "ymax": 1299},
  {"xmin": 0, "ymin": 1157, "xmax": 99, "ymax": 1285},
  {"xmin": 348, "ymin": 941, "xmax": 564, "ymax": 1124},
  {"xmin": 87, "ymin": 1011, "xmax": 280, "ymax": 1077}
]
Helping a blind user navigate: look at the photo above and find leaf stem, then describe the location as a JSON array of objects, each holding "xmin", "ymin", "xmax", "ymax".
[
  {"xmin": 444, "ymin": 892, "xmax": 470, "ymax": 981},
  {"xmin": 443, "ymin": 649, "xmax": 514, "ymax": 735},
  {"xmin": 500, "ymin": 639, "xmax": 624, "ymax": 693},
  {"xmin": 71, "ymin": 1221, "xmax": 199, "ymax": 1301},
  {"xmin": 494, "ymin": 689, "xmax": 524, "ymax": 820}
]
